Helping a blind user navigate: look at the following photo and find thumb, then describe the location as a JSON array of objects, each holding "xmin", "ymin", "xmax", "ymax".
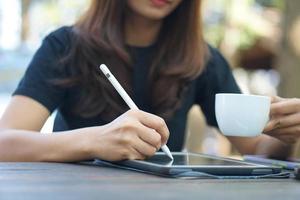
[{"xmin": 271, "ymin": 96, "xmax": 285, "ymax": 103}]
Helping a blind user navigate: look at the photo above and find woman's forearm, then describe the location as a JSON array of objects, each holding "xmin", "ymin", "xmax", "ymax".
[{"xmin": 0, "ymin": 128, "xmax": 94, "ymax": 162}]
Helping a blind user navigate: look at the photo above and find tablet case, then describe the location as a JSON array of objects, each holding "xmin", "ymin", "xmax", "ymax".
[{"xmin": 92, "ymin": 159, "xmax": 291, "ymax": 179}]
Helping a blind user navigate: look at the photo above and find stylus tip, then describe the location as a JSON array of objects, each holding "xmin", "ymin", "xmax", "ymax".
[{"xmin": 161, "ymin": 145, "xmax": 173, "ymax": 160}]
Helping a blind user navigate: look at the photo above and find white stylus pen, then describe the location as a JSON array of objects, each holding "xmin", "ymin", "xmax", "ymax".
[{"xmin": 99, "ymin": 64, "xmax": 173, "ymax": 160}]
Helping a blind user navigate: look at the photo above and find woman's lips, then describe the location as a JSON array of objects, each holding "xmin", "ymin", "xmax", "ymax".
[{"xmin": 150, "ymin": 0, "xmax": 170, "ymax": 7}]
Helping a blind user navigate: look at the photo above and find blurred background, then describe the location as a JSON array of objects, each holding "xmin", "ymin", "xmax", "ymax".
[{"xmin": 0, "ymin": 0, "xmax": 299, "ymax": 157}]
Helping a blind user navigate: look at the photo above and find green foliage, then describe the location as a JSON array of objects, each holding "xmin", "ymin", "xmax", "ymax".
[{"xmin": 255, "ymin": 0, "xmax": 285, "ymax": 9}]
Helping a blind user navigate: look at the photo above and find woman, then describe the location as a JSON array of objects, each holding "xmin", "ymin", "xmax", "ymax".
[{"xmin": 0, "ymin": 0, "xmax": 299, "ymax": 162}]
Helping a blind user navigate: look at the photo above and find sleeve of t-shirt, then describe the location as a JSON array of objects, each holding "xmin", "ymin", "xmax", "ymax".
[
  {"xmin": 195, "ymin": 46, "xmax": 241, "ymax": 127},
  {"xmin": 13, "ymin": 27, "xmax": 71, "ymax": 113}
]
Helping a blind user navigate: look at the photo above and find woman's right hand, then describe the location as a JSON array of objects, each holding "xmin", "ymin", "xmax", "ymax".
[
  {"xmin": 87, "ymin": 110, "xmax": 170, "ymax": 161},
  {"xmin": 0, "ymin": 96, "xmax": 169, "ymax": 162}
]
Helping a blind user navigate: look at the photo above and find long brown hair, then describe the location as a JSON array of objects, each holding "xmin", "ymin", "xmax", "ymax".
[{"xmin": 62, "ymin": 0, "xmax": 207, "ymax": 120}]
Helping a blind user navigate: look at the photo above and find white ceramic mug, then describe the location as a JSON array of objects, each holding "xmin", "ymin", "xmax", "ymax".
[{"xmin": 215, "ymin": 93, "xmax": 271, "ymax": 137}]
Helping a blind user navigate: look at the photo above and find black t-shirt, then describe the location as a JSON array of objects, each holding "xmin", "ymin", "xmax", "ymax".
[{"xmin": 13, "ymin": 26, "xmax": 241, "ymax": 151}]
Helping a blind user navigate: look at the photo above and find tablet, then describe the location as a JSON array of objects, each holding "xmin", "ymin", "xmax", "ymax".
[{"xmin": 116, "ymin": 152, "xmax": 282, "ymax": 176}]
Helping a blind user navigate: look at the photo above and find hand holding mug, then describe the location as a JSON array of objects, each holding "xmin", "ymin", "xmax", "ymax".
[{"xmin": 263, "ymin": 96, "xmax": 300, "ymax": 144}]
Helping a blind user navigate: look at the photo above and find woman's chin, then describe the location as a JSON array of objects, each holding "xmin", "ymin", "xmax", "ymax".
[{"xmin": 126, "ymin": 0, "xmax": 182, "ymax": 21}]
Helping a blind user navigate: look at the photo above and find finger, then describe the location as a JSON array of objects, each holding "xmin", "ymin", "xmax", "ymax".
[
  {"xmin": 271, "ymin": 96, "xmax": 285, "ymax": 103},
  {"xmin": 132, "ymin": 136, "xmax": 157, "ymax": 158},
  {"xmin": 264, "ymin": 114, "xmax": 283, "ymax": 132},
  {"xmin": 276, "ymin": 135, "xmax": 298, "ymax": 144},
  {"xmin": 127, "ymin": 147, "xmax": 146, "ymax": 160},
  {"xmin": 263, "ymin": 121, "xmax": 277, "ymax": 133},
  {"xmin": 264, "ymin": 124, "xmax": 300, "ymax": 137},
  {"xmin": 135, "ymin": 124, "xmax": 162, "ymax": 150},
  {"xmin": 270, "ymin": 98, "xmax": 300, "ymax": 116},
  {"xmin": 130, "ymin": 110, "xmax": 170, "ymax": 145},
  {"xmin": 264, "ymin": 112, "xmax": 300, "ymax": 132},
  {"xmin": 264, "ymin": 130, "xmax": 298, "ymax": 144}
]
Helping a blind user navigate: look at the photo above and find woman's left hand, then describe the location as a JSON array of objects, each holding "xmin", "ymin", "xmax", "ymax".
[{"xmin": 263, "ymin": 96, "xmax": 300, "ymax": 144}]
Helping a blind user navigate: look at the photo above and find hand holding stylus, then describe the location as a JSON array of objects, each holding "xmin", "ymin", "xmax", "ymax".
[{"xmin": 100, "ymin": 64, "xmax": 173, "ymax": 160}]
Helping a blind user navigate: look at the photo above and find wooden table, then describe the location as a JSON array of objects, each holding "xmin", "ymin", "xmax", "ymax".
[{"xmin": 0, "ymin": 162, "xmax": 299, "ymax": 200}]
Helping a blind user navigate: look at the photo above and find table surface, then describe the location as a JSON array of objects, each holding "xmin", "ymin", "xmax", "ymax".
[{"xmin": 0, "ymin": 162, "xmax": 299, "ymax": 200}]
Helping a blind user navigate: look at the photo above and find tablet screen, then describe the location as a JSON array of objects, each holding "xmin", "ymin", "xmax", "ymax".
[{"xmin": 144, "ymin": 154, "xmax": 250, "ymax": 166}]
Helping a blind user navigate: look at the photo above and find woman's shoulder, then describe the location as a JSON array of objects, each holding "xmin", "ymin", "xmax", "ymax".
[
  {"xmin": 199, "ymin": 44, "xmax": 233, "ymax": 78},
  {"xmin": 206, "ymin": 45, "xmax": 229, "ymax": 70},
  {"xmin": 42, "ymin": 26, "xmax": 74, "ymax": 50},
  {"xmin": 46, "ymin": 26, "xmax": 73, "ymax": 40},
  {"xmin": 194, "ymin": 44, "xmax": 236, "ymax": 88}
]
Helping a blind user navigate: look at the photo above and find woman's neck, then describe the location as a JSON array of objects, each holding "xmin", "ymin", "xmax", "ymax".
[{"xmin": 124, "ymin": 13, "xmax": 162, "ymax": 47}]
